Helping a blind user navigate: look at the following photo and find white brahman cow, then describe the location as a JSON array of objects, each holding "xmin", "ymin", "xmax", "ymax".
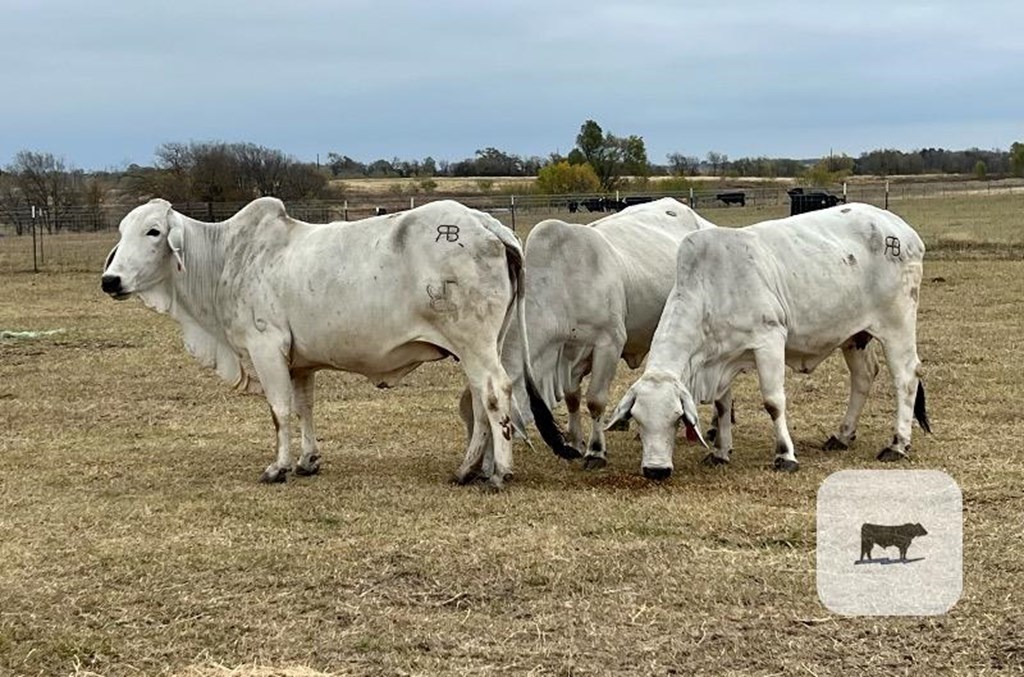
[
  {"xmin": 606, "ymin": 203, "xmax": 931, "ymax": 478},
  {"xmin": 101, "ymin": 197, "xmax": 554, "ymax": 489},
  {"xmin": 501, "ymin": 198, "xmax": 717, "ymax": 468}
]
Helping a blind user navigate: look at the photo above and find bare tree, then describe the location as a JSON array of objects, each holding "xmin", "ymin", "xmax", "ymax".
[
  {"xmin": 235, "ymin": 143, "xmax": 289, "ymax": 196},
  {"xmin": 6, "ymin": 151, "xmax": 78, "ymax": 233},
  {"xmin": 0, "ymin": 172, "xmax": 30, "ymax": 235},
  {"xmin": 705, "ymin": 151, "xmax": 728, "ymax": 177},
  {"xmin": 666, "ymin": 152, "xmax": 700, "ymax": 176}
]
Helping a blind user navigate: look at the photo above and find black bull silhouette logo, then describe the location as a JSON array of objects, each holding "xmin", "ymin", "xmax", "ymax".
[{"xmin": 858, "ymin": 522, "xmax": 928, "ymax": 562}]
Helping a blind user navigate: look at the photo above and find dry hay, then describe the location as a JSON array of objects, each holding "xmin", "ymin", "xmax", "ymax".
[{"xmin": 1, "ymin": 214, "xmax": 1023, "ymax": 675}]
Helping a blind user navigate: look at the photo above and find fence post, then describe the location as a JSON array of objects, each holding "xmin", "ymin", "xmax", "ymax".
[
  {"xmin": 510, "ymin": 195, "xmax": 517, "ymax": 232},
  {"xmin": 689, "ymin": 186, "xmax": 695, "ymax": 207},
  {"xmin": 343, "ymin": 200, "xmax": 348, "ymax": 220},
  {"xmin": 884, "ymin": 181, "xmax": 890, "ymax": 210},
  {"xmin": 843, "ymin": 182, "xmax": 847, "ymax": 202},
  {"xmin": 410, "ymin": 197, "xmax": 415, "ymax": 210},
  {"xmin": 31, "ymin": 205, "xmax": 38, "ymax": 273}
]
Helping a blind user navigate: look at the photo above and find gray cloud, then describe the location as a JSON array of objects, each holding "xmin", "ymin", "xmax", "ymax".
[{"xmin": 1, "ymin": 0, "xmax": 1020, "ymax": 168}]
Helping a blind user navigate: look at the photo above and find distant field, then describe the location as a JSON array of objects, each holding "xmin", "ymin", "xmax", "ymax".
[{"xmin": 1, "ymin": 191, "xmax": 1021, "ymax": 276}]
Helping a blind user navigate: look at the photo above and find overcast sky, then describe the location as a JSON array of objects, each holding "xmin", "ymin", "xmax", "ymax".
[{"xmin": 1, "ymin": 0, "xmax": 1021, "ymax": 170}]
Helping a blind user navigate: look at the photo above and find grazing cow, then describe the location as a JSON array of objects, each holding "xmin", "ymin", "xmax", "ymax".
[
  {"xmin": 860, "ymin": 523, "xmax": 928, "ymax": 562},
  {"xmin": 622, "ymin": 196, "xmax": 656, "ymax": 208},
  {"xmin": 101, "ymin": 197, "xmax": 550, "ymax": 489},
  {"xmin": 606, "ymin": 203, "xmax": 931, "ymax": 478},
  {"xmin": 503, "ymin": 198, "xmax": 717, "ymax": 467},
  {"xmin": 788, "ymin": 188, "xmax": 843, "ymax": 215},
  {"xmin": 716, "ymin": 191, "xmax": 746, "ymax": 207}
]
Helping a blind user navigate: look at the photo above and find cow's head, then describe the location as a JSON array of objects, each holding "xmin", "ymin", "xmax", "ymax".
[
  {"xmin": 913, "ymin": 523, "xmax": 928, "ymax": 537},
  {"xmin": 605, "ymin": 372, "xmax": 706, "ymax": 480},
  {"xmin": 101, "ymin": 198, "xmax": 184, "ymax": 299}
]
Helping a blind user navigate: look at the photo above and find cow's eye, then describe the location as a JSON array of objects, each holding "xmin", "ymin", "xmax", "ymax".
[{"xmin": 146, "ymin": 228, "xmax": 161, "ymax": 237}]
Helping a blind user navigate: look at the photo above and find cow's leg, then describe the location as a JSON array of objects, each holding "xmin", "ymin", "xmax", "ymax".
[
  {"xmin": 705, "ymin": 390, "xmax": 736, "ymax": 444},
  {"xmin": 582, "ymin": 342, "xmax": 621, "ymax": 470},
  {"xmin": 754, "ymin": 341, "xmax": 798, "ymax": 472},
  {"xmin": 876, "ymin": 335, "xmax": 923, "ymax": 462},
  {"xmin": 564, "ymin": 388, "xmax": 585, "ymax": 455},
  {"xmin": 460, "ymin": 352, "xmax": 516, "ymax": 490},
  {"xmin": 293, "ymin": 371, "xmax": 322, "ymax": 477},
  {"xmin": 703, "ymin": 388, "xmax": 734, "ymax": 466},
  {"xmin": 249, "ymin": 341, "xmax": 296, "ymax": 484},
  {"xmin": 454, "ymin": 388, "xmax": 491, "ymax": 485},
  {"xmin": 825, "ymin": 339, "xmax": 880, "ymax": 451},
  {"xmin": 458, "ymin": 386, "xmax": 475, "ymax": 442}
]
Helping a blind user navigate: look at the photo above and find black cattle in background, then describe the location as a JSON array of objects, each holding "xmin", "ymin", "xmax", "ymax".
[
  {"xmin": 578, "ymin": 197, "xmax": 647, "ymax": 213},
  {"xmin": 788, "ymin": 187, "xmax": 845, "ymax": 215},
  {"xmin": 716, "ymin": 191, "xmax": 746, "ymax": 207}
]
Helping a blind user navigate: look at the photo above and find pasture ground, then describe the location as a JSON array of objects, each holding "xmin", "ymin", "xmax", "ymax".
[{"xmin": 1, "ymin": 195, "xmax": 1022, "ymax": 675}]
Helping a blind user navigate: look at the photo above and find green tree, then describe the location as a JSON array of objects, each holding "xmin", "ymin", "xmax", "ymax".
[
  {"xmin": 803, "ymin": 153, "xmax": 854, "ymax": 186},
  {"xmin": 573, "ymin": 119, "xmax": 650, "ymax": 190},
  {"xmin": 973, "ymin": 160, "xmax": 987, "ymax": 180},
  {"xmin": 535, "ymin": 161, "xmax": 601, "ymax": 194},
  {"xmin": 1010, "ymin": 142, "xmax": 1024, "ymax": 177}
]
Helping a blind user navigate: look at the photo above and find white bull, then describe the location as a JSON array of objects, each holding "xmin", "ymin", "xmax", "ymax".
[
  {"xmin": 102, "ymin": 197, "xmax": 547, "ymax": 489},
  {"xmin": 502, "ymin": 198, "xmax": 717, "ymax": 467},
  {"xmin": 607, "ymin": 203, "xmax": 932, "ymax": 478}
]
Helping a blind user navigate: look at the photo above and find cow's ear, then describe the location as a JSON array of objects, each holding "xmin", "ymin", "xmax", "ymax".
[
  {"xmin": 678, "ymin": 386, "xmax": 708, "ymax": 448},
  {"xmin": 167, "ymin": 209, "xmax": 186, "ymax": 272},
  {"xmin": 604, "ymin": 386, "xmax": 636, "ymax": 430},
  {"xmin": 104, "ymin": 244, "xmax": 118, "ymax": 272}
]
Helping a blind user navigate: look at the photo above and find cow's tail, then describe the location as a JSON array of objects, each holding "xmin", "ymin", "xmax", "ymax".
[
  {"xmin": 519, "ymin": 302, "xmax": 582, "ymax": 461},
  {"xmin": 914, "ymin": 379, "xmax": 931, "ymax": 434},
  {"xmin": 487, "ymin": 216, "xmax": 580, "ymax": 460}
]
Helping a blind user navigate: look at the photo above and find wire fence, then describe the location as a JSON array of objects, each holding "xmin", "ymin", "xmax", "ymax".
[{"xmin": 2, "ymin": 178, "xmax": 1023, "ymax": 275}]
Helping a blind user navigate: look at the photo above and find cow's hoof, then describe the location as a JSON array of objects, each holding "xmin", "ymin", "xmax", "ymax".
[
  {"xmin": 295, "ymin": 454, "xmax": 321, "ymax": 476},
  {"xmin": 877, "ymin": 447, "xmax": 909, "ymax": 462},
  {"xmin": 701, "ymin": 453, "xmax": 729, "ymax": 466},
  {"xmin": 554, "ymin": 443, "xmax": 584, "ymax": 461},
  {"xmin": 823, "ymin": 436, "xmax": 849, "ymax": 451},
  {"xmin": 607, "ymin": 419, "xmax": 630, "ymax": 432},
  {"xmin": 259, "ymin": 466, "xmax": 289, "ymax": 484},
  {"xmin": 452, "ymin": 468, "xmax": 482, "ymax": 485},
  {"xmin": 483, "ymin": 476, "xmax": 505, "ymax": 493},
  {"xmin": 582, "ymin": 455, "xmax": 608, "ymax": 470},
  {"xmin": 773, "ymin": 458, "xmax": 800, "ymax": 473},
  {"xmin": 706, "ymin": 427, "xmax": 718, "ymax": 443}
]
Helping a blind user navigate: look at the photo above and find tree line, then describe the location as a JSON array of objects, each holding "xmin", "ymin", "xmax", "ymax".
[{"xmin": 3, "ymin": 121, "xmax": 1024, "ymax": 233}]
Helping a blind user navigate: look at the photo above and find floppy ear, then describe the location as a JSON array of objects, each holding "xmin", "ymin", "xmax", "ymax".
[
  {"xmin": 604, "ymin": 386, "xmax": 636, "ymax": 430},
  {"xmin": 103, "ymin": 244, "xmax": 118, "ymax": 272},
  {"xmin": 166, "ymin": 208, "xmax": 186, "ymax": 272},
  {"xmin": 678, "ymin": 386, "xmax": 708, "ymax": 448}
]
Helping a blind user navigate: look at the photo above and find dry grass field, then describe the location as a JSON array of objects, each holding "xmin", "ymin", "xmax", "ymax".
[{"xmin": 1, "ymin": 194, "xmax": 1023, "ymax": 675}]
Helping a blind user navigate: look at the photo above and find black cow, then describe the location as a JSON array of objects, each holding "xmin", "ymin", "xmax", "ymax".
[
  {"xmin": 716, "ymin": 191, "xmax": 746, "ymax": 207},
  {"xmin": 788, "ymin": 187, "xmax": 844, "ymax": 215},
  {"xmin": 859, "ymin": 523, "xmax": 928, "ymax": 562},
  {"xmin": 580, "ymin": 197, "xmax": 627, "ymax": 213}
]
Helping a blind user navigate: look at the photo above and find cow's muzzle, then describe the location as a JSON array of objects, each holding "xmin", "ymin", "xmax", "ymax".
[
  {"xmin": 101, "ymin": 274, "xmax": 129, "ymax": 300},
  {"xmin": 642, "ymin": 466, "xmax": 673, "ymax": 481}
]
